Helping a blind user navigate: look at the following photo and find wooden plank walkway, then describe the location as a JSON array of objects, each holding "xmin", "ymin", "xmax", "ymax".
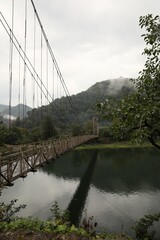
[{"xmin": 0, "ymin": 135, "xmax": 97, "ymax": 187}]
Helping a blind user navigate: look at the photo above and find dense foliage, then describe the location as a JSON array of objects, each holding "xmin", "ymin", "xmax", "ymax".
[
  {"xmin": 98, "ymin": 14, "xmax": 160, "ymax": 149},
  {"xmin": 20, "ymin": 78, "xmax": 134, "ymax": 132},
  {"xmin": 0, "ymin": 199, "xmax": 132, "ymax": 240},
  {"xmin": 0, "ymin": 122, "xmax": 23, "ymax": 145},
  {"xmin": 1, "ymin": 198, "xmax": 160, "ymax": 239}
]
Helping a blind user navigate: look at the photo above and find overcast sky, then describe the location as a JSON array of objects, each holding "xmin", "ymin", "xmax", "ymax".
[{"xmin": 0, "ymin": 0, "xmax": 160, "ymax": 107}]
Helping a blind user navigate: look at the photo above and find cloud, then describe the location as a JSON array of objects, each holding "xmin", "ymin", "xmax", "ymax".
[
  {"xmin": 84, "ymin": 186, "xmax": 160, "ymax": 232},
  {"xmin": 1, "ymin": 171, "xmax": 79, "ymax": 219},
  {"xmin": 0, "ymin": 0, "xmax": 160, "ymax": 106}
]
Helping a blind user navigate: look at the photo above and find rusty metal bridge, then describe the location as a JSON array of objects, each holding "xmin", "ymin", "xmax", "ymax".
[
  {"xmin": 0, "ymin": 135, "xmax": 98, "ymax": 187},
  {"xmin": 0, "ymin": 1, "xmax": 99, "ymax": 187}
]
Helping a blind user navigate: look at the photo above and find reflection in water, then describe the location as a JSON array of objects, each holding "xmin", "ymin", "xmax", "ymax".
[
  {"xmin": 1, "ymin": 148, "xmax": 160, "ymax": 235},
  {"xmin": 67, "ymin": 151, "xmax": 97, "ymax": 226},
  {"xmin": 92, "ymin": 148, "xmax": 160, "ymax": 193}
]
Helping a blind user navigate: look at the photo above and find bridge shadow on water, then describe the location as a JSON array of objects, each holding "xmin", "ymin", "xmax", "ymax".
[{"xmin": 67, "ymin": 151, "xmax": 98, "ymax": 227}]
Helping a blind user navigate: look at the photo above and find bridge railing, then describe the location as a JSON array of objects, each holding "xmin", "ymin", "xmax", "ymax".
[{"xmin": 0, "ymin": 135, "xmax": 98, "ymax": 187}]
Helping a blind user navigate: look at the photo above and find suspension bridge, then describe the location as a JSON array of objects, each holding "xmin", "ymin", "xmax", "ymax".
[{"xmin": 0, "ymin": 0, "xmax": 98, "ymax": 187}]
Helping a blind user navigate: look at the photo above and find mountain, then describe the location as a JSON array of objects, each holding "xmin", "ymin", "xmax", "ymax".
[
  {"xmin": 63, "ymin": 77, "xmax": 135, "ymax": 122},
  {"xmin": 0, "ymin": 104, "xmax": 32, "ymax": 121},
  {"xmin": 87, "ymin": 77, "xmax": 135, "ymax": 96},
  {"xmin": 27, "ymin": 77, "xmax": 135, "ymax": 129},
  {"xmin": 0, "ymin": 104, "xmax": 8, "ymax": 112}
]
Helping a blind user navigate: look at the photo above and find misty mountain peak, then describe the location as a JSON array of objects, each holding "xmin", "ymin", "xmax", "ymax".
[{"xmin": 87, "ymin": 77, "xmax": 135, "ymax": 96}]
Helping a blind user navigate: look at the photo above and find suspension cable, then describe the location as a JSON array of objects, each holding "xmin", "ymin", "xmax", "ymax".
[
  {"xmin": 52, "ymin": 62, "xmax": 55, "ymax": 116},
  {"xmin": 37, "ymin": 74, "xmax": 39, "ymax": 107},
  {"xmin": 56, "ymin": 70, "xmax": 59, "ymax": 100},
  {"xmin": 18, "ymin": 45, "xmax": 21, "ymax": 118},
  {"xmin": 23, "ymin": 0, "xmax": 28, "ymax": 123},
  {"xmin": 9, "ymin": 0, "xmax": 14, "ymax": 128},
  {"xmin": 46, "ymin": 42, "xmax": 48, "ymax": 108},
  {"xmin": 30, "ymin": 0, "xmax": 83, "ymax": 126},
  {"xmin": 33, "ymin": 11, "xmax": 36, "ymax": 124},
  {"xmin": 3, "ymin": 0, "xmax": 82, "ymax": 127},
  {"xmin": 0, "ymin": 14, "xmax": 51, "ymax": 104},
  {"xmin": 52, "ymin": 61, "xmax": 54, "ymax": 101},
  {"xmin": 0, "ymin": 12, "xmax": 74, "ymax": 124},
  {"xmin": 40, "ymin": 30, "xmax": 43, "ymax": 120}
]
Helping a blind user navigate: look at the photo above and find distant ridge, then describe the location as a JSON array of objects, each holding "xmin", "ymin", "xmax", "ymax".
[
  {"xmin": 25, "ymin": 77, "xmax": 135, "ymax": 129},
  {"xmin": 0, "ymin": 104, "xmax": 32, "ymax": 119},
  {"xmin": 86, "ymin": 77, "xmax": 135, "ymax": 96},
  {"xmin": 66, "ymin": 77, "xmax": 135, "ymax": 122},
  {"xmin": 1, "ymin": 78, "xmax": 135, "ymax": 128},
  {"xmin": 0, "ymin": 104, "xmax": 8, "ymax": 112}
]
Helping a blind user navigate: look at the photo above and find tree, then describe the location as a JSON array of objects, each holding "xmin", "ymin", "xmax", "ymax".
[
  {"xmin": 71, "ymin": 124, "xmax": 84, "ymax": 136},
  {"xmin": 29, "ymin": 127, "xmax": 41, "ymax": 142},
  {"xmin": 0, "ymin": 123, "xmax": 9, "ymax": 146},
  {"xmin": 13, "ymin": 117, "xmax": 21, "ymax": 127},
  {"xmin": 42, "ymin": 116, "xmax": 57, "ymax": 140},
  {"xmin": 98, "ymin": 14, "xmax": 160, "ymax": 149},
  {"xmin": 5, "ymin": 127, "xmax": 22, "ymax": 144},
  {"xmin": 83, "ymin": 120, "xmax": 93, "ymax": 135}
]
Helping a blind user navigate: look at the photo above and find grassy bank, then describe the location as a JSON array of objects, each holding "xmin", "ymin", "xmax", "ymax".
[
  {"xmin": 76, "ymin": 141, "xmax": 153, "ymax": 150},
  {"xmin": 0, "ymin": 199, "xmax": 133, "ymax": 240},
  {"xmin": 0, "ymin": 218, "xmax": 132, "ymax": 240}
]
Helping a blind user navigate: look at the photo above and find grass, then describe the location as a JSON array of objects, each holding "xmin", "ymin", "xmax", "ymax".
[
  {"xmin": 0, "ymin": 217, "xmax": 133, "ymax": 240},
  {"xmin": 76, "ymin": 141, "xmax": 153, "ymax": 150}
]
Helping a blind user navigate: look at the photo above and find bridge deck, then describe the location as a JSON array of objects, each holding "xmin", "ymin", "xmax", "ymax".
[{"xmin": 0, "ymin": 135, "xmax": 98, "ymax": 187}]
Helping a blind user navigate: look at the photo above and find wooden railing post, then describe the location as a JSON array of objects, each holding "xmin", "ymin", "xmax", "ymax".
[{"xmin": 1, "ymin": 135, "xmax": 98, "ymax": 186}]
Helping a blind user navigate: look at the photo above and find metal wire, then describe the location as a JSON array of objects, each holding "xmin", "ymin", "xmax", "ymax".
[{"xmin": 9, "ymin": 0, "xmax": 14, "ymax": 128}]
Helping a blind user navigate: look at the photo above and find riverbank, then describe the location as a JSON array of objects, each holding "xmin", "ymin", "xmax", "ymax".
[
  {"xmin": 76, "ymin": 141, "xmax": 153, "ymax": 150},
  {"xmin": 0, "ymin": 219, "xmax": 133, "ymax": 240},
  {"xmin": 1, "ymin": 141, "xmax": 158, "ymax": 240}
]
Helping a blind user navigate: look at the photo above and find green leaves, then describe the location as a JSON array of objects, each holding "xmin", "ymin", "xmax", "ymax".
[
  {"xmin": 42, "ymin": 115, "xmax": 57, "ymax": 140},
  {"xmin": 0, "ymin": 199, "xmax": 26, "ymax": 223},
  {"xmin": 98, "ymin": 14, "xmax": 160, "ymax": 149},
  {"xmin": 134, "ymin": 213, "xmax": 160, "ymax": 239},
  {"xmin": 0, "ymin": 124, "xmax": 8, "ymax": 146}
]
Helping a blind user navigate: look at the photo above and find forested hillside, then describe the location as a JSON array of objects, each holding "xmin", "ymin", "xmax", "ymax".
[
  {"xmin": 0, "ymin": 78, "xmax": 135, "ymax": 143},
  {"xmin": 26, "ymin": 77, "xmax": 135, "ymax": 129},
  {"xmin": 2, "ymin": 104, "xmax": 32, "ymax": 118},
  {"xmin": 0, "ymin": 104, "xmax": 32, "ymax": 125}
]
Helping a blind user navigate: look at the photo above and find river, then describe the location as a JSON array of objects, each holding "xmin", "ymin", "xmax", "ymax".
[{"xmin": 1, "ymin": 147, "xmax": 160, "ymax": 236}]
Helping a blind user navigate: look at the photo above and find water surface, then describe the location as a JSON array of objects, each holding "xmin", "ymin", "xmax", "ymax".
[{"xmin": 1, "ymin": 148, "xmax": 160, "ymax": 236}]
